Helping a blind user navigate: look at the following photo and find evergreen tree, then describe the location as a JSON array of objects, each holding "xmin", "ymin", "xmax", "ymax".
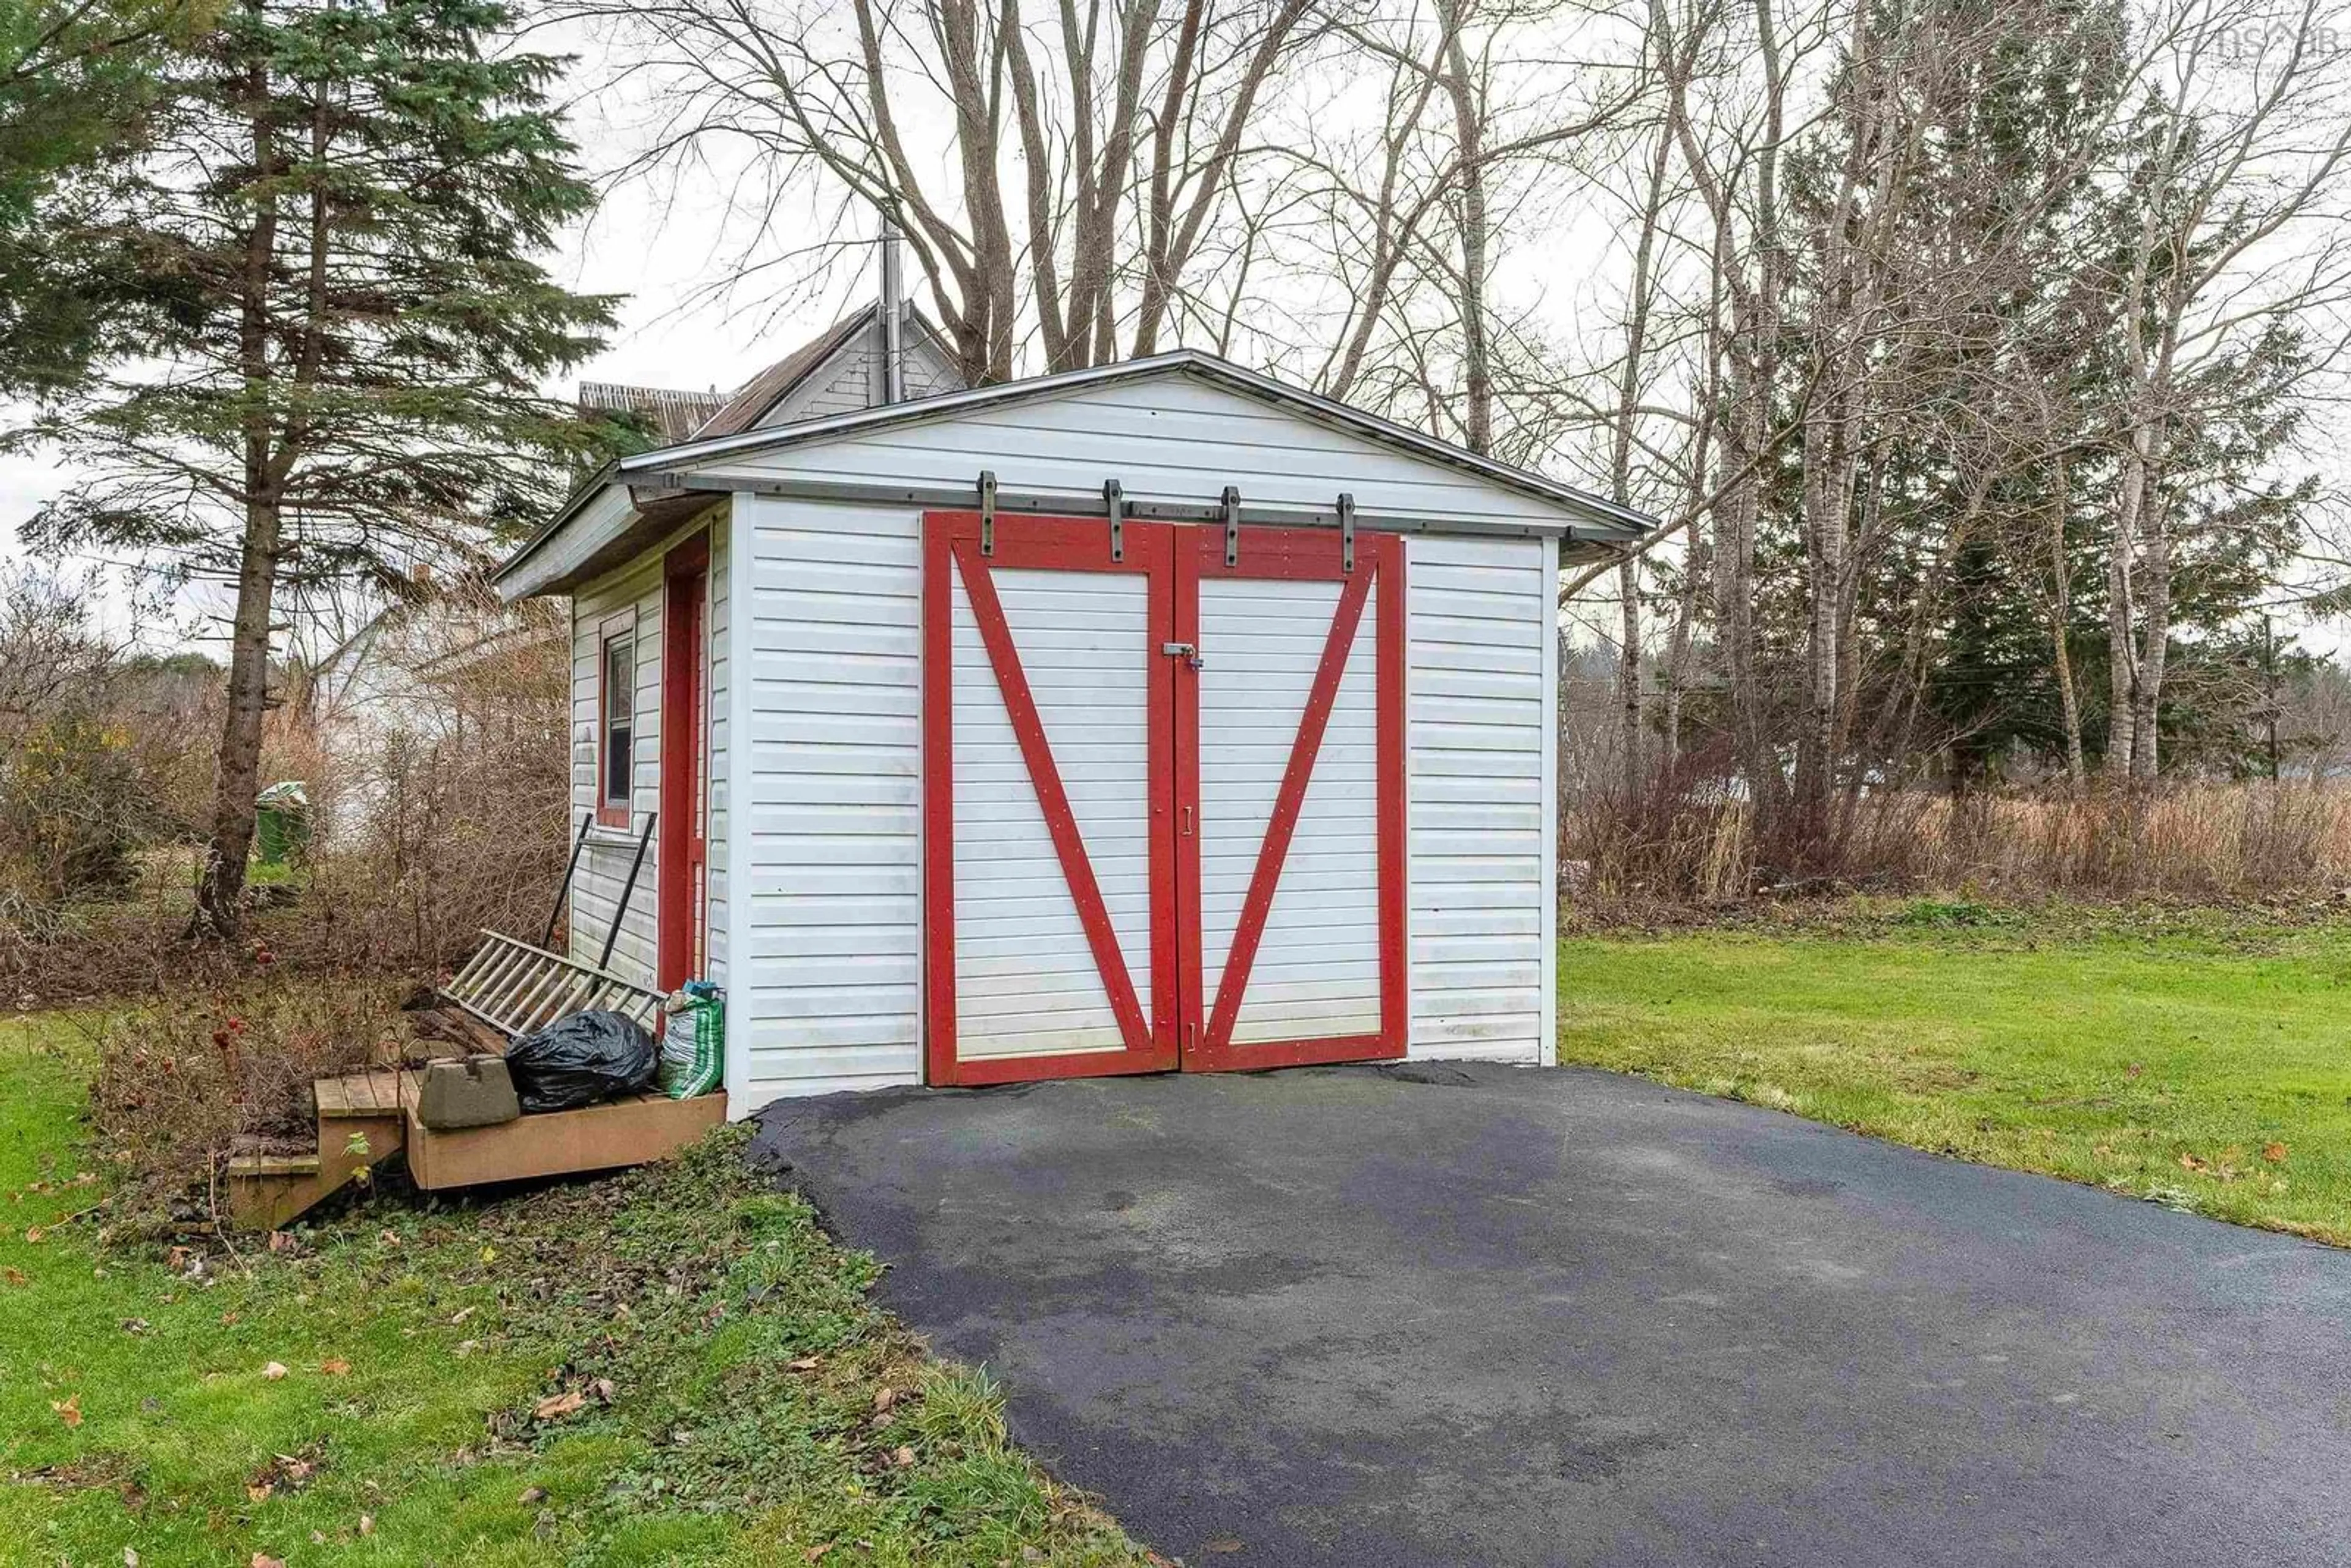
[
  {"xmin": 15, "ymin": 0, "xmax": 616, "ymax": 935},
  {"xmin": 0, "ymin": 1, "xmax": 212, "ymax": 391}
]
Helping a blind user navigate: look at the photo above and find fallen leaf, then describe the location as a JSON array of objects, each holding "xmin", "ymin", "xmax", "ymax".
[
  {"xmin": 1, "ymin": 1267, "xmax": 24, "ymax": 1286},
  {"xmin": 449, "ymin": 1307, "xmax": 474, "ymax": 1325},
  {"xmin": 893, "ymin": 1445, "xmax": 917, "ymax": 1468},
  {"xmin": 247, "ymin": 1482, "xmax": 274, "ymax": 1503},
  {"xmin": 267, "ymin": 1232, "xmax": 298, "ymax": 1255},
  {"xmin": 787, "ymin": 1356, "xmax": 820, "ymax": 1372},
  {"xmin": 320, "ymin": 1358, "xmax": 351, "ymax": 1376},
  {"xmin": 1202, "ymin": 1539, "xmax": 1245, "ymax": 1555},
  {"xmin": 2263, "ymin": 1141, "xmax": 2289, "ymax": 1163},
  {"xmin": 518, "ymin": 1485, "xmax": 547, "ymax": 1505},
  {"xmin": 124, "ymin": 1549, "xmax": 140, "ymax": 1567},
  {"xmin": 872, "ymin": 1386, "xmax": 896, "ymax": 1414},
  {"xmin": 533, "ymin": 1390, "xmax": 585, "ymax": 1422},
  {"xmin": 122, "ymin": 1318, "xmax": 149, "ymax": 1336},
  {"xmin": 263, "ymin": 1362, "xmax": 288, "ymax": 1381},
  {"xmin": 805, "ymin": 1547, "xmax": 833, "ymax": 1563},
  {"xmin": 253, "ymin": 1555, "xmax": 285, "ymax": 1568},
  {"xmin": 24, "ymin": 1225, "xmax": 44, "ymax": 1244},
  {"xmin": 359, "ymin": 1514, "xmax": 375, "ymax": 1536},
  {"xmin": 51, "ymin": 1394, "xmax": 81, "ymax": 1428},
  {"xmin": 2177, "ymin": 1152, "xmax": 2209, "ymax": 1174},
  {"xmin": 220, "ymin": 1311, "xmax": 240, "ymax": 1326}
]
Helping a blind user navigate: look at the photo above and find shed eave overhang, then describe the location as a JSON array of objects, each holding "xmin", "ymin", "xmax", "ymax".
[{"xmin": 495, "ymin": 351, "xmax": 1654, "ymax": 599}]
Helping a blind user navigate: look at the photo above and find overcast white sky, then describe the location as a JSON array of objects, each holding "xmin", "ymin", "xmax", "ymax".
[{"xmin": 4, "ymin": 19, "xmax": 2346, "ymax": 662}]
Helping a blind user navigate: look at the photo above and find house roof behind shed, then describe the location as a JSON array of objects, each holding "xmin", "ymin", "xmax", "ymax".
[{"xmin": 577, "ymin": 381, "xmax": 731, "ymax": 446}]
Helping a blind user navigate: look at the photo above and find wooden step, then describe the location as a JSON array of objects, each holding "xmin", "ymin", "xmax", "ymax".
[
  {"xmin": 224, "ymin": 1106, "xmax": 406, "ymax": 1232},
  {"xmin": 315, "ymin": 1070, "xmax": 407, "ymax": 1119},
  {"xmin": 228, "ymin": 1152, "xmax": 321, "ymax": 1178}
]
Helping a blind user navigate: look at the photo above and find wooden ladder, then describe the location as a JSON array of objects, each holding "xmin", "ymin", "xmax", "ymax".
[{"xmin": 441, "ymin": 929, "xmax": 665, "ymax": 1040}]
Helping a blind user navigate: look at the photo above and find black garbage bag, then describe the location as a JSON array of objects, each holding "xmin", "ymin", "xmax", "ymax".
[{"xmin": 505, "ymin": 1010, "xmax": 658, "ymax": 1114}]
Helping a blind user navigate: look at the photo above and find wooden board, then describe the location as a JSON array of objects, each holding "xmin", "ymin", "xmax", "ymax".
[
  {"xmin": 401, "ymin": 1089, "xmax": 727, "ymax": 1191},
  {"xmin": 315, "ymin": 1070, "xmax": 408, "ymax": 1118}
]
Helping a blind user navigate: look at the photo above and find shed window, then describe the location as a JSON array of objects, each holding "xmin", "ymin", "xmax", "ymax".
[{"xmin": 599, "ymin": 632, "xmax": 634, "ymax": 825}]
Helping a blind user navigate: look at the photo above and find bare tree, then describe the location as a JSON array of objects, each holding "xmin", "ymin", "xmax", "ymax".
[
  {"xmin": 582, "ymin": 0, "xmax": 1321, "ymax": 383},
  {"xmin": 2090, "ymin": 0, "xmax": 2351, "ymax": 784}
]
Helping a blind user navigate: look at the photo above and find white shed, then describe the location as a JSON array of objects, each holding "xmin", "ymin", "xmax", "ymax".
[{"xmin": 496, "ymin": 350, "xmax": 1645, "ymax": 1111}]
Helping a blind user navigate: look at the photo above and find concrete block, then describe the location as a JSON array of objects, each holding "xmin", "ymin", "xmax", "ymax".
[{"xmin": 416, "ymin": 1055, "xmax": 521, "ymax": 1130}]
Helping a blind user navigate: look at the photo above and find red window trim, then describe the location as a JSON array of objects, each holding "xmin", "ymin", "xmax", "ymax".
[{"xmin": 595, "ymin": 625, "xmax": 634, "ymax": 828}]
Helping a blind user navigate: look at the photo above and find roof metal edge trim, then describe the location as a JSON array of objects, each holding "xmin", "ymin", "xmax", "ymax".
[
  {"xmin": 617, "ymin": 350, "xmax": 1654, "ymax": 533},
  {"xmin": 500, "ymin": 350, "xmax": 1655, "ymax": 591},
  {"xmin": 643, "ymin": 470, "xmax": 1621, "ymax": 544}
]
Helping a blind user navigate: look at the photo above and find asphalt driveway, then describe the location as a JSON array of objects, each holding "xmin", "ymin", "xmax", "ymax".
[{"xmin": 751, "ymin": 1063, "xmax": 2351, "ymax": 1567}]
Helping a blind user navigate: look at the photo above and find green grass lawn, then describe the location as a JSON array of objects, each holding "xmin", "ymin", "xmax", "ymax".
[
  {"xmin": 1557, "ymin": 906, "xmax": 2351, "ymax": 1245},
  {"xmin": 0, "ymin": 1020, "xmax": 1147, "ymax": 1568}
]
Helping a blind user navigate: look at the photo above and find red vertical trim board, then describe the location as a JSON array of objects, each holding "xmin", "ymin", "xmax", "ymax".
[
  {"xmin": 658, "ymin": 532, "xmax": 711, "ymax": 993},
  {"xmin": 920, "ymin": 516, "xmax": 960, "ymax": 1088}
]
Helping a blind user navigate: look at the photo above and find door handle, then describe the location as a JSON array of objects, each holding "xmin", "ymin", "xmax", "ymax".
[{"xmin": 1160, "ymin": 640, "xmax": 1204, "ymax": 670}]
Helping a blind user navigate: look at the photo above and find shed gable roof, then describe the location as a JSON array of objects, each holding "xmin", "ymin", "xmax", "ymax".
[{"xmin": 500, "ymin": 351, "xmax": 1651, "ymax": 599}]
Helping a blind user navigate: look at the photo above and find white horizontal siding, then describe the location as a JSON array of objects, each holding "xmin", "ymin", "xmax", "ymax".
[
  {"xmin": 1406, "ymin": 534, "xmax": 1550, "ymax": 1063},
  {"xmin": 569, "ymin": 558, "xmax": 662, "ymax": 987},
  {"xmin": 762, "ymin": 324, "xmax": 968, "ymax": 429},
  {"xmin": 1198, "ymin": 576, "xmax": 1382, "ymax": 1045},
  {"xmin": 565, "ymin": 510, "xmax": 727, "ymax": 994},
  {"xmin": 731, "ymin": 494, "xmax": 925, "ymax": 1099},
  {"xmin": 684, "ymin": 375, "xmax": 1572, "ymax": 530}
]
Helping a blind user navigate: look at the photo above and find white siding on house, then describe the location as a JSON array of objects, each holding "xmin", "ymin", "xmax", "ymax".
[
  {"xmin": 685, "ymin": 375, "xmax": 1578, "ymax": 532},
  {"xmin": 569, "ymin": 557, "xmax": 662, "ymax": 986},
  {"xmin": 564, "ymin": 507, "xmax": 727, "ymax": 991},
  {"xmin": 759, "ymin": 326, "xmax": 967, "ymax": 430},
  {"xmin": 1404, "ymin": 533, "xmax": 1550, "ymax": 1063},
  {"xmin": 732, "ymin": 493, "xmax": 926, "ymax": 1101}
]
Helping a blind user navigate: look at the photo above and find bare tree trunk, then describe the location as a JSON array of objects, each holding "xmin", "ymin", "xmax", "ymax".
[
  {"xmin": 1609, "ymin": 105, "xmax": 1673, "ymax": 797},
  {"xmin": 1437, "ymin": 3, "xmax": 1491, "ymax": 454},
  {"xmin": 2049, "ymin": 457, "xmax": 2087, "ymax": 795},
  {"xmin": 2103, "ymin": 427, "xmax": 2147, "ymax": 784},
  {"xmin": 197, "ymin": 29, "xmax": 282, "ymax": 938},
  {"xmin": 2130, "ymin": 503, "xmax": 2172, "ymax": 783}
]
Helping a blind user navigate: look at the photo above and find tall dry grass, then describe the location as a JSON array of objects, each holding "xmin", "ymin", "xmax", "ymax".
[{"xmin": 1569, "ymin": 777, "xmax": 2351, "ymax": 907}]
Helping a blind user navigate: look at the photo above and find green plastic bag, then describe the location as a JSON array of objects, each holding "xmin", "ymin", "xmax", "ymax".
[{"xmin": 657, "ymin": 981, "xmax": 723, "ymax": 1099}]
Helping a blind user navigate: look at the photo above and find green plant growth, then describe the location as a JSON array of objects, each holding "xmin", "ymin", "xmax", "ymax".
[
  {"xmin": 0, "ymin": 1021, "xmax": 1148, "ymax": 1566},
  {"xmin": 1556, "ymin": 922, "xmax": 2351, "ymax": 1245}
]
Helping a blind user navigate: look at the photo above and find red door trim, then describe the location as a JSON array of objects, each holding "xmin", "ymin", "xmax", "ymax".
[
  {"xmin": 657, "ymin": 532, "xmax": 710, "ymax": 994},
  {"xmin": 1180, "ymin": 527, "xmax": 1408, "ymax": 1072},
  {"xmin": 922, "ymin": 512, "xmax": 1181, "ymax": 1087}
]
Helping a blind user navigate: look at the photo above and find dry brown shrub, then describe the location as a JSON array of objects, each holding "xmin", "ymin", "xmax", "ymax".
[
  {"xmin": 2, "ymin": 588, "xmax": 571, "ymax": 1005},
  {"xmin": 1568, "ymin": 771, "xmax": 2351, "ymax": 911},
  {"xmin": 78, "ymin": 970, "xmax": 410, "ymax": 1229}
]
